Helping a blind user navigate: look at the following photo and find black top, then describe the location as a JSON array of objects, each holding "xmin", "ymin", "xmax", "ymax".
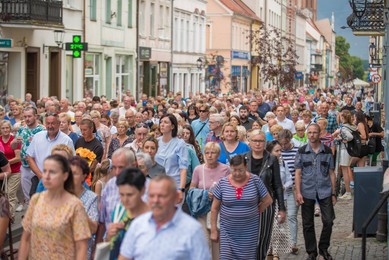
[
  {"xmin": 0, "ymin": 153, "xmax": 8, "ymax": 168},
  {"xmin": 75, "ymin": 137, "xmax": 104, "ymax": 163},
  {"xmin": 251, "ymin": 157, "xmax": 263, "ymax": 174},
  {"xmin": 369, "ymin": 123, "xmax": 384, "ymax": 152}
]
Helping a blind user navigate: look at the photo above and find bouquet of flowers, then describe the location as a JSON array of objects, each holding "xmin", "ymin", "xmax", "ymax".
[{"xmin": 75, "ymin": 147, "xmax": 96, "ymax": 166}]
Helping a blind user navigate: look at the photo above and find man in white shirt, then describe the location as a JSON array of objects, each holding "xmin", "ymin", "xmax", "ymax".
[{"xmin": 275, "ymin": 105, "xmax": 296, "ymax": 134}]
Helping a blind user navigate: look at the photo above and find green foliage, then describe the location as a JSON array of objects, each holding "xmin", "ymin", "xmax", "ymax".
[{"xmin": 336, "ymin": 36, "xmax": 365, "ymax": 81}]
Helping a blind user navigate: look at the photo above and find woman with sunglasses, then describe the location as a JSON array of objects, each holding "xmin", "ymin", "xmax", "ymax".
[
  {"xmin": 244, "ymin": 130, "xmax": 286, "ymax": 260},
  {"xmin": 266, "ymin": 140, "xmax": 293, "ymax": 259},
  {"xmin": 108, "ymin": 121, "xmax": 132, "ymax": 159},
  {"xmin": 155, "ymin": 114, "xmax": 189, "ymax": 204}
]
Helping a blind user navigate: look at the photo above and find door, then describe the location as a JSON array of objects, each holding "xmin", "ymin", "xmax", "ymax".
[
  {"xmin": 26, "ymin": 48, "xmax": 40, "ymax": 102},
  {"xmin": 49, "ymin": 49, "xmax": 61, "ymax": 99}
]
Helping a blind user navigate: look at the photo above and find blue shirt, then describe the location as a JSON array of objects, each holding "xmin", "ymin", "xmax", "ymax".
[
  {"xmin": 120, "ymin": 208, "xmax": 211, "ymax": 260},
  {"xmin": 294, "ymin": 143, "xmax": 334, "ymax": 200},
  {"xmin": 155, "ymin": 137, "xmax": 189, "ymax": 187},
  {"xmin": 191, "ymin": 118, "xmax": 210, "ymax": 152},
  {"xmin": 218, "ymin": 141, "xmax": 250, "ymax": 165}
]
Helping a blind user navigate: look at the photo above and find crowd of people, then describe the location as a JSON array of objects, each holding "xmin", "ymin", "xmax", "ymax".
[{"xmin": 0, "ymin": 85, "xmax": 385, "ymax": 260}]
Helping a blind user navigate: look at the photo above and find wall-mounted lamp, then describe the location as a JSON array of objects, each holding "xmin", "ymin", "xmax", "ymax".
[
  {"xmin": 348, "ymin": 0, "xmax": 367, "ymax": 19},
  {"xmin": 42, "ymin": 29, "xmax": 65, "ymax": 54}
]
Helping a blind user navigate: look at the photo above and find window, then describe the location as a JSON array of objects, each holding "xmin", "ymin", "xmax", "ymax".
[
  {"xmin": 150, "ymin": 3, "xmax": 155, "ymax": 37},
  {"xmin": 116, "ymin": 55, "xmax": 130, "ymax": 100},
  {"xmin": 128, "ymin": 0, "xmax": 133, "ymax": 27},
  {"xmin": 117, "ymin": 0, "xmax": 122, "ymax": 26},
  {"xmin": 85, "ymin": 53, "xmax": 101, "ymax": 96},
  {"xmin": 139, "ymin": 0, "xmax": 145, "ymax": 35},
  {"xmin": 159, "ymin": 5, "xmax": 164, "ymax": 38},
  {"xmin": 90, "ymin": 0, "xmax": 97, "ymax": 21},
  {"xmin": 105, "ymin": 0, "xmax": 111, "ymax": 24},
  {"xmin": 165, "ymin": 6, "xmax": 170, "ymax": 39}
]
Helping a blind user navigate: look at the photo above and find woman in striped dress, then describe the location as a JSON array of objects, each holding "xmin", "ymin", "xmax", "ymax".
[{"xmin": 210, "ymin": 155, "xmax": 273, "ymax": 260}]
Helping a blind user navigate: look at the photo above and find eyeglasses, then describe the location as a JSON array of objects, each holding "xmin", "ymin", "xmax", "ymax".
[
  {"xmin": 199, "ymin": 110, "xmax": 208, "ymax": 113},
  {"xmin": 250, "ymin": 139, "xmax": 266, "ymax": 143},
  {"xmin": 136, "ymin": 123, "xmax": 149, "ymax": 129}
]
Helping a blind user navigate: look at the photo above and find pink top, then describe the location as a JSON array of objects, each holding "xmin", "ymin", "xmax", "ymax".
[{"xmin": 192, "ymin": 163, "xmax": 230, "ymax": 190}]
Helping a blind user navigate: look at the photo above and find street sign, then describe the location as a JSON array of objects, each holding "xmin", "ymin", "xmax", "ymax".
[
  {"xmin": 371, "ymin": 74, "xmax": 382, "ymax": 84},
  {"xmin": 64, "ymin": 35, "xmax": 88, "ymax": 58},
  {"xmin": 0, "ymin": 39, "xmax": 12, "ymax": 48}
]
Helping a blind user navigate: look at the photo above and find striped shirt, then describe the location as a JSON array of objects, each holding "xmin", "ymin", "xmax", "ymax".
[{"xmin": 281, "ymin": 144, "xmax": 299, "ymax": 184}]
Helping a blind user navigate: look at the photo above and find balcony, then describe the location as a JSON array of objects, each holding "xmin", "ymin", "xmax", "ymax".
[{"xmin": 0, "ymin": 0, "xmax": 63, "ymax": 25}]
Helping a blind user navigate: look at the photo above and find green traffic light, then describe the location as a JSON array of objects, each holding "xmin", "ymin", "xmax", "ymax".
[
  {"xmin": 73, "ymin": 36, "xmax": 81, "ymax": 43},
  {"xmin": 73, "ymin": 50, "xmax": 81, "ymax": 58}
]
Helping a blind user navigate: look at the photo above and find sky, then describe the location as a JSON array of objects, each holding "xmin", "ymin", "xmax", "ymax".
[{"xmin": 317, "ymin": 0, "xmax": 370, "ymax": 60}]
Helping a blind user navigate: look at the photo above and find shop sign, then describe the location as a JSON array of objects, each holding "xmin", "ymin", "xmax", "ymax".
[
  {"xmin": 0, "ymin": 39, "xmax": 12, "ymax": 48},
  {"xmin": 231, "ymin": 51, "xmax": 250, "ymax": 60},
  {"xmin": 140, "ymin": 47, "xmax": 152, "ymax": 60}
]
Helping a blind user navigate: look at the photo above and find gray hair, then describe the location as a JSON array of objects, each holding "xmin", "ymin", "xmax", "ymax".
[
  {"xmin": 112, "ymin": 147, "xmax": 136, "ymax": 167},
  {"xmin": 136, "ymin": 152, "xmax": 153, "ymax": 171},
  {"xmin": 210, "ymin": 113, "xmax": 224, "ymax": 126}
]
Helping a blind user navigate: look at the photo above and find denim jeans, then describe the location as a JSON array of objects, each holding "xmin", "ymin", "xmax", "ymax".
[
  {"xmin": 301, "ymin": 196, "xmax": 335, "ymax": 256},
  {"xmin": 286, "ymin": 188, "xmax": 299, "ymax": 245}
]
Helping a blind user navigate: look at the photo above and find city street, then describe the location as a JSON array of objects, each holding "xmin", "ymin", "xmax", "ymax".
[
  {"xmin": 5, "ymin": 197, "xmax": 387, "ymax": 259},
  {"xmin": 282, "ymin": 199, "xmax": 387, "ymax": 260}
]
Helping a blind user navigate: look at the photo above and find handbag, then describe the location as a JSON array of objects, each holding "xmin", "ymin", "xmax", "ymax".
[
  {"xmin": 94, "ymin": 204, "xmax": 126, "ymax": 260},
  {"xmin": 202, "ymin": 165, "xmax": 220, "ymax": 230}
]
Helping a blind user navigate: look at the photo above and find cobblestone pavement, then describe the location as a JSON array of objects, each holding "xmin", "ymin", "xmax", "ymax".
[{"xmin": 278, "ymin": 198, "xmax": 387, "ymax": 260}]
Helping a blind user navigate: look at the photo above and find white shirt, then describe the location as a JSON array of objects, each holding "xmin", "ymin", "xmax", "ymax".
[{"xmin": 276, "ymin": 117, "xmax": 296, "ymax": 134}]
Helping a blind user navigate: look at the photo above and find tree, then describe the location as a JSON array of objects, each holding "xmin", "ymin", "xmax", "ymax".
[
  {"xmin": 250, "ymin": 24, "xmax": 298, "ymax": 92},
  {"xmin": 335, "ymin": 36, "xmax": 364, "ymax": 81}
]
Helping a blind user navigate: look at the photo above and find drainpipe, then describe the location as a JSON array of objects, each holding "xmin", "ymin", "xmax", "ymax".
[
  {"xmin": 169, "ymin": 0, "xmax": 174, "ymax": 93},
  {"xmin": 136, "ymin": 0, "xmax": 140, "ymax": 100},
  {"xmin": 82, "ymin": 0, "xmax": 86, "ymax": 99}
]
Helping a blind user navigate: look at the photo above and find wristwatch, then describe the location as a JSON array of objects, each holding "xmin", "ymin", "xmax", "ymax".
[{"xmin": 177, "ymin": 188, "xmax": 185, "ymax": 192}]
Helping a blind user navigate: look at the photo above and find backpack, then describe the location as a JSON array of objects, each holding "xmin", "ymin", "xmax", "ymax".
[{"xmin": 343, "ymin": 125, "xmax": 362, "ymax": 157}]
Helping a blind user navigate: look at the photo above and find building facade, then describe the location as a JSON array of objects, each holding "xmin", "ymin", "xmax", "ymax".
[
  {"xmin": 206, "ymin": 0, "xmax": 259, "ymax": 94},
  {"xmin": 85, "ymin": 0, "xmax": 137, "ymax": 101},
  {"xmin": 138, "ymin": 0, "xmax": 172, "ymax": 98},
  {"xmin": 172, "ymin": 0, "xmax": 206, "ymax": 97}
]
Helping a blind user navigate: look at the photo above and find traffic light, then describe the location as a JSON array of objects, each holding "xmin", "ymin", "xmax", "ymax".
[{"xmin": 65, "ymin": 35, "xmax": 88, "ymax": 58}]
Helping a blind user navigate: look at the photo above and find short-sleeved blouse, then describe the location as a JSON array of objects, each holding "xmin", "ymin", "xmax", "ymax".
[{"xmin": 22, "ymin": 191, "xmax": 92, "ymax": 260}]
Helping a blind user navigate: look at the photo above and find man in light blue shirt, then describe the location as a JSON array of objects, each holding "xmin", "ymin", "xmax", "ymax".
[{"xmin": 119, "ymin": 175, "xmax": 210, "ymax": 260}]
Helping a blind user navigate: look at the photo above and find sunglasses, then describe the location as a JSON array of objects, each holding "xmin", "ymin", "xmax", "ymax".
[
  {"xmin": 136, "ymin": 123, "xmax": 149, "ymax": 129},
  {"xmin": 45, "ymin": 112, "xmax": 58, "ymax": 117},
  {"xmin": 199, "ymin": 110, "xmax": 208, "ymax": 113}
]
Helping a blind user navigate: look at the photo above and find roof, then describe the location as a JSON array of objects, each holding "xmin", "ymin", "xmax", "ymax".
[{"xmin": 219, "ymin": 0, "xmax": 260, "ymax": 21}]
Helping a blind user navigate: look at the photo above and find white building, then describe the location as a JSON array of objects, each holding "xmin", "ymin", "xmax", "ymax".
[
  {"xmin": 0, "ymin": 0, "xmax": 84, "ymax": 102},
  {"xmin": 138, "ymin": 0, "xmax": 172, "ymax": 98},
  {"xmin": 0, "ymin": 0, "xmax": 137, "ymax": 103},
  {"xmin": 172, "ymin": 0, "xmax": 206, "ymax": 97},
  {"xmin": 85, "ymin": 0, "xmax": 137, "ymax": 101}
]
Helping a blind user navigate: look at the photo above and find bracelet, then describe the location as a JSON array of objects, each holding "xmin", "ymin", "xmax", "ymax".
[{"xmin": 331, "ymin": 194, "xmax": 336, "ymax": 197}]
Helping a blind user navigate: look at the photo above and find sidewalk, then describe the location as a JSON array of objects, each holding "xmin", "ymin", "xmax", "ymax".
[{"xmin": 280, "ymin": 198, "xmax": 387, "ymax": 259}]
